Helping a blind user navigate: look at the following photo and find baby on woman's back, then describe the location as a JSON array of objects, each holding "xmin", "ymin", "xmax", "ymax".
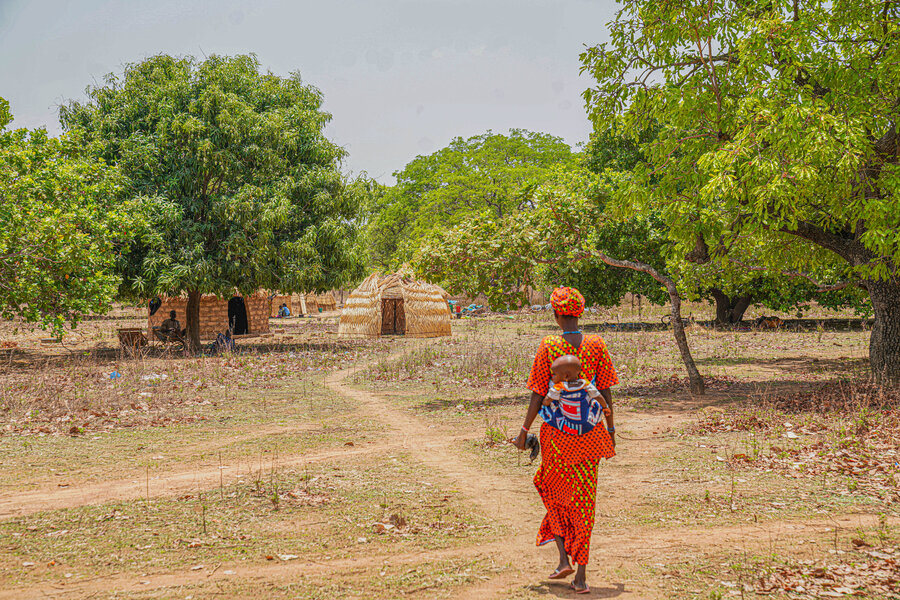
[{"xmin": 540, "ymin": 354, "xmax": 611, "ymax": 436}]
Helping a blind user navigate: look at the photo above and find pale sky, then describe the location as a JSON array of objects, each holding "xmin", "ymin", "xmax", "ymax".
[{"xmin": 0, "ymin": 0, "xmax": 617, "ymax": 182}]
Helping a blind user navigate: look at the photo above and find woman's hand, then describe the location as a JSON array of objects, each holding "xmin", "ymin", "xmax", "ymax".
[{"xmin": 510, "ymin": 429, "xmax": 528, "ymax": 450}]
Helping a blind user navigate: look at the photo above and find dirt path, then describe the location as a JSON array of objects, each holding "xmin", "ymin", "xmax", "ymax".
[
  {"xmin": 3, "ymin": 504, "xmax": 888, "ymax": 600},
  {"xmin": 3, "ymin": 357, "xmax": 674, "ymax": 599},
  {"xmin": 0, "ymin": 440, "xmax": 408, "ymax": 520}
]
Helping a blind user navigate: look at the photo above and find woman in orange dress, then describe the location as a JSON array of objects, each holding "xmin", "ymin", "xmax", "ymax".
[{"xmin": 512, "ymin": 287, "xmax": 617, "ymax": 595}]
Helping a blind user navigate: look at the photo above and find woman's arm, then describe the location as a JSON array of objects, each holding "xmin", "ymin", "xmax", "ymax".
[
  {"xmin": 511, "ymin": 391, "xmax": 545, "ymax": 450},
  {"xmin": 599, "ymin": 388, "xmax": 615, "ymax": 447}
]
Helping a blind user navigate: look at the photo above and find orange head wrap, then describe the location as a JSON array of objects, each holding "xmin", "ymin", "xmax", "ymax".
[{"xmin": 550, "ymin": 287, "xmax": 585, "ymax": 317}]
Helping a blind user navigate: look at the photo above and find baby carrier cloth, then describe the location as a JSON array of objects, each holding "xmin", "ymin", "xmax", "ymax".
[{"xmin": 539, "ymin": 376, "xmax": 604, "ymax": 436}]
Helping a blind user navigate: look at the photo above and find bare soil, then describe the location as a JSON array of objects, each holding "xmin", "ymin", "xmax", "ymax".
[{"xmin": 0, "ymin": 305, "xmax": 897, "ymax": 599}]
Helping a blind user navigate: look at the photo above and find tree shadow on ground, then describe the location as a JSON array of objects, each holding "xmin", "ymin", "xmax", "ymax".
[
  {"xmin": 534, "ymin": 318, "xmax": 873, "ymax": 334},
  {"xmin": 523, "ymin": 581, "xmax": 627, "ymax": 598},
  {"xmin": 694, "ymin": 355, "xmax": 867, "ymax": 375},
  {"xmin": 617, "ymin": 376, "xmax": 880, "ymax": 415},
  {"xmin": 417, "ymin": 393, "xmax": 524, "ymax": 412}
]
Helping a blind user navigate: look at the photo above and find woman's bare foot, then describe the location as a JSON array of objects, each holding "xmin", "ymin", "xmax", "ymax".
[
  {"xmin": 549, "ymin": 562, "xmax": 574, "ymax": 579},
  {"xmin": 549, "ymin": 536, "xmax": 574, "ymax": 579},
  {"xmin": 571, "ymin": 564, "xmax": 589, "ymax": 593}
]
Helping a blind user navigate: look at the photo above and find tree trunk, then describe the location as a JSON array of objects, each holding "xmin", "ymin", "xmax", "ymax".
[
  {"xmin": 867, "ymin": 278, "xmax": 900, "ymax": 383},
  {"xmin": 666, "ymin": 282, "xmax": 706, "ymax": 395},
  {"xmin": 589, "ymin": 251, "xmax": 706, "ymax": 395},
  {"xmin": 185, "ymin": 290, "xmax": 202, "ymax": 353},
  {"xmin": 779, "ymin": 213, "xmax": 900, "ymax": 383},
  {"xmin": 732, "ymin": 295, "xmax": 753, "ymax": 323},
  {"xmin": 710, "ymin": 288, "xmax": 753, "ymax": 325}
]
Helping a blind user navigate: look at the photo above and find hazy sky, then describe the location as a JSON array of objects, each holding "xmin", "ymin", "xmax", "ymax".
[{"xmin": 0, "ymin": 0, "xmax": 617, "ymax": 182}]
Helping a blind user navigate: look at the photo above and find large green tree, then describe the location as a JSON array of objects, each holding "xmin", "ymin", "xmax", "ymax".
[
  {"xmin": 414, "ymin": 182, "xmax": 670, "ymax": 310},
  {"xmin": 588, "ymin": 125, "xmax": 866, "ymax": 325},
  {"xmin": 582, "ymin": 1, "xmax": 900, "ymax": 378},
  {"xmin": 416, "ymin": 169, "xmax": 706, "ymax": 393},
  {"xmin": 0, "ymin": 98, "xmax": 131, "ymax": 334},
  {"xmin": 368, "ymin": 129, "xmax": 576, "ymax": 268},
  {"xmin": 61, "ymin": 54, "xmax": 364, "ymax": 349}
]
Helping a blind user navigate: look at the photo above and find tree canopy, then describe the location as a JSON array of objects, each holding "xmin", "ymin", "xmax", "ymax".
[
  {"xmin": 60, "ymin": 54, "xmax": 365, "ymax": 348},
  {"xmin": 0, "ymin": 98, "xmax": 131, "ymax": 334},
  {"xmin": 587, "ymin": 123, "xmax": 867, "ymax": 324},
  {"xmin": 582, "ymin": 0, "xmax": 900, "ymax": 378},
  {"xmin": 367, "ymin": 129, "xmax": 576, "ymax": 269},
  {"xmin": 414, "ymin": 168, "xmax": 670, "ymax": 310}
]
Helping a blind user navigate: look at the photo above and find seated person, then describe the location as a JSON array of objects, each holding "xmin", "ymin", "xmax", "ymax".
[
  {"xmin": 157, "ymin": 310, "xmax": 185, "ymax": 341},
  {"xmin": 278, "ymin": 303, "xmax": 291, "ymax": 318},
  {"xmin": 211, "ymin": 329, "xmax": 234, "ymax": 353}
]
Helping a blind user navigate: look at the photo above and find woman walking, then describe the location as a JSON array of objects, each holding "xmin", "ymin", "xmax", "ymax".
[{"xmin": 512, "ymin": 287, "xmax": 617, "ymax": 594}]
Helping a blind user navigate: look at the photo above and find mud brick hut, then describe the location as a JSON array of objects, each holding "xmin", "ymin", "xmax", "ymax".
[
  {"xmin": 268, "ymin": 292, "xmax": 337, "ymax": 317},
  {"xmin": 338, "ymin": 272, "xmax": 451, "ymax": 338},
  {"xmin": 269, "ymin": 292, "xmax": 296, "ymax": 317},
  {"xmin": 148, "ymin": 293, "xmax": 271, "ymax": 339}
]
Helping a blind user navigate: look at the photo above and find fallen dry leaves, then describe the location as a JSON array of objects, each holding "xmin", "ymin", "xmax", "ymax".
[
  {"xmin": 756, "ymin": 545, "xmax": 900, "ymax": 598},
  {"xmin": 692, "ymin": 381, "xmax": 900, "ymax": 503}
]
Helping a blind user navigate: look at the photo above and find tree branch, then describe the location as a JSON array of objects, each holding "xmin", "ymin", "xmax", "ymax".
[
  {"xmin": 728, "ymin": 258, "xmax": 857, "ymax": 292},
  {"xmin": 779, "ymin": 221, "xmax": 869, "ymax": 264}
]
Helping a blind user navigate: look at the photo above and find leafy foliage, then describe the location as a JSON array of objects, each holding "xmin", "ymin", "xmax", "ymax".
[
  {"xmin": 582, "ymin": 0, "xmax": 900, "ymax": 273},
  {"xmin": 587, "ymin": 123, "xmax": 865, "ymax": 323},
  {"xmin": 368, "ymin": 129, "xmax": 576, "ymax": 269},
  {"xmin": 581, "ymin": 1, "xmax": 900, "ymax": 375},
  {"xmin": 0, "ymin": 98, "xmax": 131, "ymax": 334},
  {"xmin": 415, "ymin": 168, "xmax": 670, "ymax": 309},
  {"xmin": 410, "ymin": 128, "xmax": 674, "ymax": 309},
  {"xmin": 60, "ymin": 54, "xmax": 364, "ymax": 301}
]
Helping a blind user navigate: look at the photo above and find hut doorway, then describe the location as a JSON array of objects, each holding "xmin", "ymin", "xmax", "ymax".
[
  {"xmin": 228, "ymin": 296, "xmax": 249, "ymax": 334},
  {"xmin": 381, "ymin": 298, "xmax": 406, "ymax": 335}
]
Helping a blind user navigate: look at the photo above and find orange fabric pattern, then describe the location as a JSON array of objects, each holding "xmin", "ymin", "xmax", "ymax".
[
  {"xmin": 527, "ymin": 334, "xmax": 618, "ymax": 397},
  {"xmin": 527, "ymin": 333, "xmax": 618, "ymax": 565},
  {"xmin": 534, "ymin": 424, "xmax": 613, "ymax": 564},
  {"xmin": 549, "ymin": 287, "xmax": 585, "ymax": 317}
]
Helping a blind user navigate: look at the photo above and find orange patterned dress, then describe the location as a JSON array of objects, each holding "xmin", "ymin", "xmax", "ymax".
[{"xmin": 527, "ymin": 334, "xmax": 617, "ymax": 565}]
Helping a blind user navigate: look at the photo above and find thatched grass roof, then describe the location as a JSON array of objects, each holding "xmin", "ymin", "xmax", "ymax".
[{"xmin": 338, "ymin": 271, "xmax": 451, "ymax": 338}]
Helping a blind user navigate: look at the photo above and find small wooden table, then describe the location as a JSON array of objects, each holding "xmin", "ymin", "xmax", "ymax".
[{"xmin": 117, "ymin": 328, "xmax": 148, "ymax": 354}]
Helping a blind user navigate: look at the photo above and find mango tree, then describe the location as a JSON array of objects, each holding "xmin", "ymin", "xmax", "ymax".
[
  {"xmin": 367, "ymin": 129, "xmax": 576, "ymax": 269},
  {"xmin": 0, "ymin": 98, "xmax": 131, "ymax": 335},
  {"xmin": 588, "ymin": 125, "xmax": 865, "ymax": 325},
  {"xmin": 582, "ymin": 0, "xmax": 900, "ymax": 380},
  {"xmin": 60, "ymin": 54, "xmax": 365, "ymax": 350}
]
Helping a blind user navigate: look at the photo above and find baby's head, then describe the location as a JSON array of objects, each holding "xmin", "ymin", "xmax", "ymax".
[{"xmin": 550, "ymin": 354, "xmax": 582, "ymax": 384}]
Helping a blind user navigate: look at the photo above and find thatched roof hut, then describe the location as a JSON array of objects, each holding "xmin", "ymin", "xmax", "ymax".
[
  {"xmin": 338, "ymin": 272, "xmax": 451, "ymax": 338},
  {"xmin": 305, "ymin": 291, "xmax": 337, "ymax": 313}
]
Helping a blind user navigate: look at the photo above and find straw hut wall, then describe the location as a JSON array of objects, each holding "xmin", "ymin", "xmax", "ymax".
[
  {"xmin": 304, "ymin": 292, "xmax": 337, "ymax": 313},
  {"xmin": 317, "ymin": 292, "xmax": 337, "ymax": 311},
  {"xmin": 338, "ymin": 272, "xmax": 451, "ymax": 339},
  {"xmin": 149, "ymin": 293, "xmax": 270, "ymax": 339},
  {"xmin": 270, "ymin": 293, "xmax": 294, "ymax": 317}
]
